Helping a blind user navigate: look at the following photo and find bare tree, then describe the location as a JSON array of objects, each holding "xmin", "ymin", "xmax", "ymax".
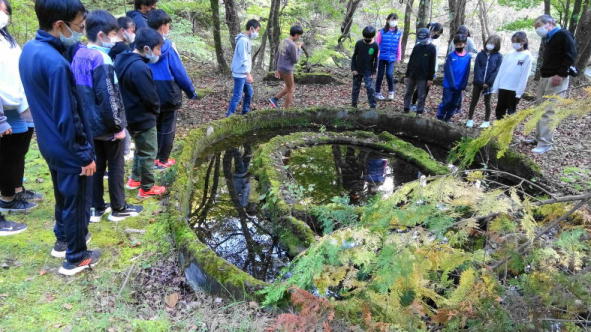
[
  {"xmin": 574, "ymin": 8, "xmax": 591, "ymax": 75},
  {"xmin": 267, "ymin": 0, "xmax": 281, "ymax": 72},
  {"xmin": 416, "ymin": 0, "xmax": 431, "ymax": 29},
  {"xmin": 224, "ymin": 0, "xmax": 241, "ymax": 50},
  {"xmin": 569, "ymin": 0, "xmax": 584, "ymax": 33},
  {"xmin": 447, "ymin": 0, "xmax": 467, "ymax": 45},
  {"xmin": 477, "ymin": 0, "xmax": 491, "ymax": 45},
  {"xmin": 337, "ymin": 0, "xmax": 363, "ymax": 49},
  {"xmin": 400, "ymin": 0, "xmax": 415, "ymax": 60},
  {"xmin": 210, "ymin": 0, "xmax": 229, "ymax": 73}
]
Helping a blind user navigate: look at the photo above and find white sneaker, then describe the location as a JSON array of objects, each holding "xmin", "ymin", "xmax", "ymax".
[
  {"xmin": 388, "ymin": 92, "xmax": 395, "ymax": 100},
  {"xmin": 532, "ymin": 145, "xmax": 552, "ymax": 154},
  {"xmin": 410, "ymin": 105, "xmax": 417, "ymax": 112},
  {"xmin": 465, "ymin": 120, "xmax": 474, "ymax": 128},
  {"xmin": 375, "ymin": 93, "xmax": 386, "ymax": 101},
  {"xmin": 479, "ymin": 121, "xmax": 490, "ymax": 128}
]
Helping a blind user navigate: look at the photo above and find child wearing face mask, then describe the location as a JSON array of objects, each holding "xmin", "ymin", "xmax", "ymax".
[
  {"xmin": 466, "ymin": 35, "xmax": 503, "ymax": 128},
  {"xmin": 115, "ymin": 28, "xmax": 167, "ymax": 199},
  {"xmin": 410, "ymin": 22, "xmax": 443, "ymax": 112},
  {"xmin": 436, "ymin": 34, "xmax": 471, "ymax": 122},
  {"xmin": 108, "ymin": 16, "xmax": 135, "ymax": 61},
  {"xmin": 71, "ymin": 10, "xmax": 143, "ymax": 222},
  {"xmin": 351, "ymin": 26, "xmax": 379, "ymax": 109},
  {"xmin": 147, "ymin": 9, "xmax": 197, "ymax": 170},
  {"xmin": 374, "ymin": 13, "xmax": 403, "ymax": 101},
  {"xmin": 403, "ymin": 28, "xmax": 436, "ymax": 115},
  {"xmin": 491, "ymin": 32, "xmax": 532, "ymax": 120}
]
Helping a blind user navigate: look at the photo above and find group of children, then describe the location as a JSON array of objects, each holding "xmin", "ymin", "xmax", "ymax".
[
  {"xmin": 0, "ymin": 0, "xmax": 197, "ymax": 276},
  {"xmin": 350, "ymin": 15, "xmax": 534, "ymax": 129}
]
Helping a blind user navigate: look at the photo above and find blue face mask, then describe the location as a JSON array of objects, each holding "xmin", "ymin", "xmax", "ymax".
[
  {"xmin": 143, "ymin": 47, "xmax": 160, "ymax": 64},
  {"xmin": 60, "ymin": 23, "xmax": 84, "ymax": 47}
]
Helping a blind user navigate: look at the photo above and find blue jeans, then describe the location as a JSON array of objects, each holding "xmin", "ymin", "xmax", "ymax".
[
  {"xmin": 352, "ymin": 72, "xmax": 376, "ymax": 108},
  {"xmin": 437, "ymin": 88, "xmax": 463, "ymax": 122},
  {"xmin": 226, "ymin": 77, "xmax": 253, "ymax": 117},
  {"xmin": 375, "ymin": 60, "xmax": 396, "ymax": 94}
]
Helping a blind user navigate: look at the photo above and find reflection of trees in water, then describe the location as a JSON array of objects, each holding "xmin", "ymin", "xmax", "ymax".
[{"xmin": 191, "ymin": 153, "xmax": 221, "ymax": 233}]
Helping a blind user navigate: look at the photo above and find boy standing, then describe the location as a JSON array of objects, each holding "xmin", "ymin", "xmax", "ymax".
[
  {"xmin": 436, "ymin": 34, "xmax": 471, "ymax": 122},
  {"xmin": 115, "ymin": 28, "xmax": 167, "ymax": 199},
  {"xmin": 147, "ymin": 9, "xmax": 197, "ymax": 169},
  {"xmin": 226, "ymin": 19, "xmax": 261, "ymax": 117},
  {"xmin": 351, "ymin": 26, "xmax": 378, "ymax": 110},
  {"xmin": 20, "ymin": 0, "xmax": 100, "ymax": 275},
  {"xmin": 71, "ymin": 10, "xmax": 143, "ymax": 222},
  {"xmin": 269, "ymin": 25, "xmax": 304, "ymax": 110},
  {"xmin": 403, "ymin": 28, "xmax": 436, "ymax": 115},
  {"xmin": 126, "ymin": 0, "xmax": 157, "ymax": 30}
]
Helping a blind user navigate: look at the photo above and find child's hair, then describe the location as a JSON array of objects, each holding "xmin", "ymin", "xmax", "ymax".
[
  {"xmin": 383, "ymin": 13, "xmax": 398, "ymax": 31},
  {"xmin": 427, "ymin": 22, "xmax": 443, "ymax": 34},
  {"xmin": 512, "ymin": 31, "xmax": 529, "ymax": 50},
  {"xmin": 362, "ymin": 26, "xmax": 376, "ymax": 39},
  {"xmin": 135, "ymin": 27, "xmax": 163, "ymax": 51},
  {"xmin": 484, "ymin": 34, "xmax": 501, "ymax": 53},
  {"xmin": 134, "ymin": 0, "xmax": 157, "ymax": 10},
  {"xmin": 117, "ymin": 16, "xmax": 134, "ymax": 30},
  {"xmin": 289, "ymin": 25, "xmax": 304, "ymax": 36},
  {"xmin": 147, "ymin": 9, "xmax": 171, "ymax": 30},
  {"xmin": 85, "ymin": 10, "xmax": 118, "ymax": 42},
  {"xmin": 453, "ymin": 34, "xmax": 467, "ymax": 44},
  {"xmin": 245, "ymin": 19, "xmax": 260, "ymax": 31},
  {"xmin": 35, "ymin": 0, "xmax": 86, "ymax": 32},
  {"xmin": 0, "ymin": 0, "xmax": 15, "ymax": 47},
  {"xmin": 456, "ymin": 25, "xmax": 471, "ymax": 37}
]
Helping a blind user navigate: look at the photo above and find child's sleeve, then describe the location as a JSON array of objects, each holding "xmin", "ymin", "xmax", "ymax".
[
  {"xmin": 372, "ymin": 44, "xmax": 379, "ymax": 75},
  {"xmin": 93, "ymin": 64, "xmax": 125, "ymax": 134},
  {"xmin": 351, "ymin": 42, "xmax": 358, "ymax": 72},
  {"xmin": 516, "ymin": 55, "xmax": 532, "ymax": 98},
  {"xmin": 0, "ymin": 102, "xmax": 10, "ymax": 133},
  {"xmin": 427, "ymin": 46, "xmax": 437, "ymax": 80},
  {"xmin": 136, "ymin": 65, "xmax": 161, "ymax": 115},
  {"xmin": 487, "ymin": 54, "xmax": 503, "ymax": 86},
  {"xmin": 169, "ymin": 48, "xmax": 197, "ymax": 99}
]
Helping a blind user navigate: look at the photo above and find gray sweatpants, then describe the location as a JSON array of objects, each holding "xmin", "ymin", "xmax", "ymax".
[{"xmin": 535, "ymin": 76, "xmax": 569, "ymax": 148}]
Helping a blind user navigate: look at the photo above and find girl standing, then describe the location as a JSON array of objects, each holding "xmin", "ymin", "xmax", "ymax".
[
  {"xmin": 374, "ymin": 13, "xmax": 402, "ymax": 101},
  {"xmin": 491, "ymin": 32, "xmax": 532, "ymax": 120}
]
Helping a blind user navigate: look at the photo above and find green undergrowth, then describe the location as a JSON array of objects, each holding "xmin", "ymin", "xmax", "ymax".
[{"xmin": 0, "ymin": 142, "xmax": 176, "ymax": 331}]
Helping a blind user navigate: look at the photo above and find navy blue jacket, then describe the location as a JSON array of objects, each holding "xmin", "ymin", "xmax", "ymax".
[
  {"xmin": 148, "ymin": 39, "xmax": 196, "ymax": 111},
  {"xmin": 19, "ymin": 30, "xmax": 94, "ymax": 174},
  {"xmin": 115, "ymin": 51, "xmax": 160, "ymax": 132},
  {"xmin": 473, "ymin": 51, "xmax": 502, "ymax": 86},
  {"xmin": 126, "ymin": 10, "xmax": 148, "ymax": 29},
  {"xmin": 71, "ymin": 45, "xmax": 127, "ymax": 141}
]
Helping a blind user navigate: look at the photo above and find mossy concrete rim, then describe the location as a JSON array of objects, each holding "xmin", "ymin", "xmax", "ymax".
[{"xmin": 166, "ymin": 107, "xmax": 540, "ymax": 300}]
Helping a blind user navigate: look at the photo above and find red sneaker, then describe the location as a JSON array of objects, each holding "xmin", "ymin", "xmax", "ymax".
[
  {"xmin": 125, "ymin": 179, "xmax": 141, "ymax": 190},
  {"xmin": 155, "ymin": 159, "xmax": 176, "ymax": 168},
  {"xmin": 138, "ymin": 185, "xmax": 167, "ymax": 198}
]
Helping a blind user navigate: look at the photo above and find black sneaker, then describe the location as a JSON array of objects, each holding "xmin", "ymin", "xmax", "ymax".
[
  {"xmin": 90, "ymin": 204, "xmax": 111, "ymax": 223},
  {"xmin": 58, "ymin": 250, "xmax": 101, "ymax": 276},
  {"xmin": 0, "ymin": 198, "xmax": 37, "ymax": 213},
  {"xmin": 0, "ymin": 216, "xmax": 27, "ymax": 236},
  {"xmin": 51, "ymin": 233, "xmax": 92, "ymax": 258},
  {"xmin": 108, "ymin": 204, "xmax": 143, "ymax": 222},
  {"xmin": 14, "ymin": 189, "xmax": 43, "ymax": 202}
]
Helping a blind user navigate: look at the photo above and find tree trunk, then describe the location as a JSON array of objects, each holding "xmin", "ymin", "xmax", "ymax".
[
  {"xmin": 569, "ymin": 0, "xmax": 583, "ymax": 33},
  {"xmin": 253, "ymin": 26, "xmax": 269, "ymax": 71},
  {"xmin": 416, "ymin": 0, "xmax": 431, "ymax": 29},
  {"xmin": 400, "ymin": 0, "xmax": 414, "ymax": 60},
  {"xmin": 535, "ymin": 0, "xmax": 552, "ymax": 80},
  {"xmin": 210, "ymin": 0, "xmax": 229, "ymax": 73},
  {"xmin": 267, "ymin": 0, "xmax": 281, "ymax": 72},
  {"xmin": 575, "ymin": 9, "xmax": 591, "ymax": 74},
  {"xmin": 337, "ymin": 0, "xmax": 362, "ymax": 49},
  {"xmin": 564, "ymin": 0, "xmax": 572, "ymax": 28},
  {"xmin": 224, "ymin": 0, "xmax": 241, "ymax": 50},
  {"xmin": 477, "ymin": 0, "xmax": 491, "ymax": 46},
  {"xmin": 448, "ymin": 0, "xmax": 467, "ymax": 45}
]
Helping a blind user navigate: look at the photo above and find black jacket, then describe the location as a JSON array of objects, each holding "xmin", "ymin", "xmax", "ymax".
[
  {"xmin": 541, "ymin": 29, "xmax": 577, "ymax": 78},
  {"xmin": 405, "ymin": 43, "xmax": 437, "ymax": 80},
  {"xmin": 473, "ymin": 51, "xmax": 502, "ymax": 86},
  {"xmin": 351, "ymin": 40, "xmax": 379, "ymax": 75},
  {"xmin": 114, "ymin": 52, "xmax": 160, "ymax": 132},
  {"xmin": 109, "ymin": 42, "xmax": 131, "ymax": 62}
]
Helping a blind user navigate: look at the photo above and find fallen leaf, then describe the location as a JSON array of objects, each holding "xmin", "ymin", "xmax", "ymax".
[
  {"xmin": 62, "ymin": 303, "xmax": 73, "ymax": 310},
  {"xmin": 164, "ymin": 292, "xmax": 180, "ymax": 308},
  {"xmin": 39, "ymin": 269, "xmax": 48, "ymax": 276}
]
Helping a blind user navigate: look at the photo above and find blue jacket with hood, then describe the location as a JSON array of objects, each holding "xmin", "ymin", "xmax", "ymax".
[
  {"xmin": 442, "ymin": 51, "xmax": 471, "ymax": 91},
  {"xmin": 126, "ymin": 10, "xmax": 148, "ymax": 29},
  {"xmin": 148, "ymin": 39, "xmax": 197, "ymax": 111},
  {"xmin": 19, "ymin": 30, "xmax": 94, "ymax": 174},
  {"xmin": 473, "ymin": 51, "xmax": 502, "ymax": 86}
]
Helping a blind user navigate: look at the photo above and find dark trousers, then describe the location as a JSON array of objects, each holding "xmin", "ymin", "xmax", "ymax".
[
  {"xmin": 352, "ymin": 72, "xmax": 376, "ymax": 108},
  {"xmin": 375, "ymin": 59, "xmax": 396, "ymax": 94},
  {"xmin": 404, "ymin": 78, "xmax": 428, "ymax": 113},
  {"xmin": 93, "ymin": 139, "xmax": 126, "ymax": 211},
  {"xmin": 412, "ymin": 85, "xmax": 431, "ymax": 106},
  {"xmin": 468, "ymin": 84, "xmax": 492, "ymax": 121},
  {"xmin": 156, "ymin": 110, "xmax": 177, "ymax": 163},
  {"xmin": 495, "ymin": 89, "xmax": 520, "ymax": 120},
  {"xmin": 130, "ymin": 127, "xmax": 157, "ymax": 190},
  {"xmin": 51, "ymin": 168, "xmax": 91, "ymax": 263},
  {"xmin": 0, "ymin": 128, "xmax": 34, "ymax": 197},
  {"xmin": 437, "ymin": 88, "xmax": 463, "ymax": 122}
]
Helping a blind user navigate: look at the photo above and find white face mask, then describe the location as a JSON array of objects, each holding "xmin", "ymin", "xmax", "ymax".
[
  {"xmin": 536, "ymin": 25, "xmax": 549, "ymax": 38},
  {"xmin": 512, "ymin": 42, "xmax": 523, "ymax": 50},
  {"xmin": 389, "ymin": 20, "xmax": 397, "ymax": 27},
  {"xmin": 124, "ymin": 31, "xmax": 135, "ymax": 44},
  {"xmin": 486, "ymin": 44, "xmax": 495, "ymax": 51},
  {"xmin": 59, "ymin": 23, "xmax": 84, "ymax": 47},
  {"xmin": 99, "ymin": 32, "xmax": 117, "ymax": 49},
  {"xmin": 0, "ymin": 11, "xmax": 9, "ymax": 30},
  {"xmin": 143, "ymin": 47, "xmax": 160, "ymax": 63},
  {"xmin": 250, "ymin": 31, "xmax": 259, "ymax": 40}
]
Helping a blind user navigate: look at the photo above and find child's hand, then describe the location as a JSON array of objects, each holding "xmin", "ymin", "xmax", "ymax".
[
  {"xmin": 81, "ymin": 161, "xmax": 96, "ymax": 177},
  {"xmin": 274, "ymin": 71, "xmax": 280, "ymax": 79},
  {"xmin": 352, "ymin": 71, "xmax": 358, "ymax": 76},
  {"xmin": 550, "ymin": 75, "xmax": 563, "ymax": 87},
  {"xmin": 483, "ymin": 83, "xmax": 488, "ymax": 89},
  {"xmin": 247, "ymin": 73, "xmax": 254, "ymax": 84},
  {"xmin": 114, "ymin": 130, "xmax": 126, "ymax": 140},
  {"xmin": 427, "ymin": 80, "xmax": 433, "ymax": 87}
]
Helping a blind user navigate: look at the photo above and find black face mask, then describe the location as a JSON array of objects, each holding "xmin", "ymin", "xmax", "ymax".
[
  {"xmin": 364, "ymin": 38, "xmax": 372, "ymax": 43},
  {"xmin": 432, "ymin": 34, "xmax": 440, "ymax": 39},
  {"xmin": 455, "ymin": 47, "xmax": 464, "ymax": 53}
]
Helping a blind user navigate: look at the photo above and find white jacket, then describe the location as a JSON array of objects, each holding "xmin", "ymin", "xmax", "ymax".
[
  {"xmin": 0, "ymin": 36, "xmax": 28, "ymax": 112},
  {"xmin": 491, "ymin": 50, "xmax": 532, "ymax": 98}
]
